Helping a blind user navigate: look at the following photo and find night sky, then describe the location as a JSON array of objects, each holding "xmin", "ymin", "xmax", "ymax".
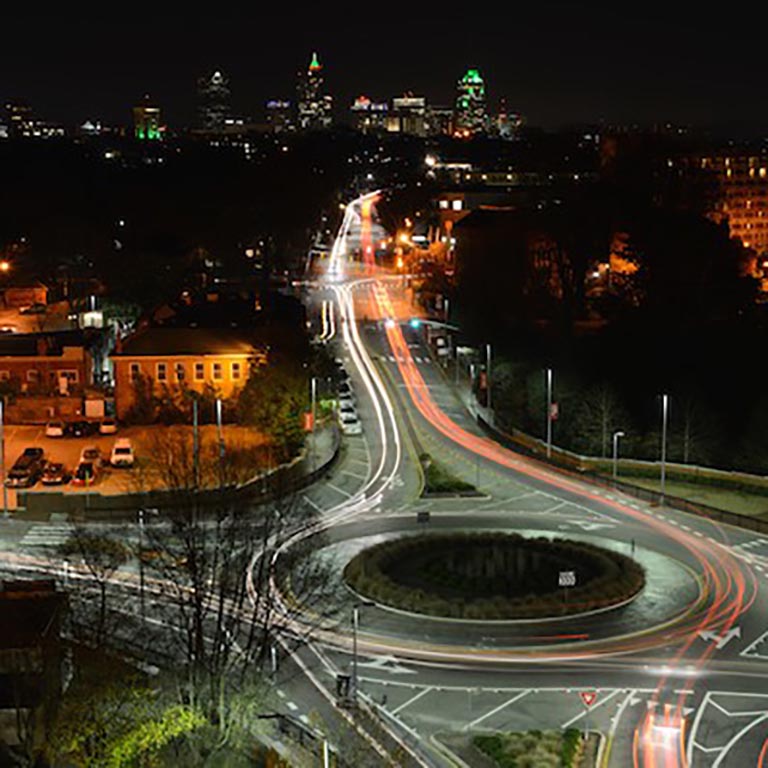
[{"xmin": 3, "ymin": 4, "xmax": 765, "ymax": 131}]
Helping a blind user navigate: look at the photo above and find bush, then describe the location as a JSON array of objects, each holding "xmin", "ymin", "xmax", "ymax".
[{"xmin": 344, "ymin": 533, "xmax": 645, "ymax": 620}]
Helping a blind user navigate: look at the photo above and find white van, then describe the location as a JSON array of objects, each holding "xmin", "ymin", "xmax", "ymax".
[{"xmin": 110, "ymin": 438, "xmax": 135, "ymax": 468}]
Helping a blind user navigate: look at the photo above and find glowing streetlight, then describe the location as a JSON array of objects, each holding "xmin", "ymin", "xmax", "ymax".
[
  {"xmin": 612, "ymin": 431, "xmax": 625, "ymax": 480},
  {"xmin": 0, "ymin": 261, "xmax": 10, "ymax": 273}
]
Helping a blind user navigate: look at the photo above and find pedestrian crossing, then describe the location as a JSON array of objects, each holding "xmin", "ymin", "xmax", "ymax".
[
  {"xmin": 385, "ymin": 355, "xmax": 432, "ymax": 365},
  {"xmin": 19, "ymin": 523, "xmax": 75, "ymax": 549}
]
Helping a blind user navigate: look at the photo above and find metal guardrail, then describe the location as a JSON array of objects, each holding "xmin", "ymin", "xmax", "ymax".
[{"xmin": 476, "ymin": 415, "xmax": 768, "ymax": 536}]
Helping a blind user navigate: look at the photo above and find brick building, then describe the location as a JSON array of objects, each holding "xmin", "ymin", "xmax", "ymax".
[
  {"xmin": 0, "ymin": 331, "xmax": 93, "ymax": 395},
  {"xmin": 111, "ymin": 327, "xmax": 267, "ymax": 419}
]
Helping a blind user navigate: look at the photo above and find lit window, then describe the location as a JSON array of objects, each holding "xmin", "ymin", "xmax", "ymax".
[
  {"xmin": 451, "ymin": 200, "xmax": 463, "ymax": 211},
  {"xmin": 129, "ymin": 363, "xmax": 140, "ymax": 382},
  {"xmin": 439, "ymin": 200, "xmax": 449, "ymax": 210},
  {"xmin": 27, "ymin": 370, "xmax": 39, "ymax": 383},
  {"xmin": 761, "ymin": 168, "xmax": 767, "ymax": 179},
  {"xmin": 194, "ymin": 363, "xmax": 205, "ymax": 381},
  {"xmin": 213, "ymin": 363, "xmax": 223, "ymax": 381},
  {"xmin": 156, "ymin": 363, "xmax": 167, "ymax": 382},
  {"xmin": 175, "ymin": 363, "xmax": 185, "ymax": 382},
  {"xmin": 232, "ymin": 362, "xmax": 241, "ymax": 380}
]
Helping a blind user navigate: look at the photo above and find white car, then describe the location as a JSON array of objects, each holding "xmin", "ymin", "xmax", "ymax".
[
  {"xmin": 340, "ymin": 409, "xmax": 362, "ymax": 435},
  {"xmin": 110, "ymin": 438, "xmax": 134, "ymax": 468},
  {"xmin": 45, "ymin": 421, "xmax": 65, "ymax": 438},
  {"xmin": 339, "ymin": 393, "xmax": 355, "ymax": 411}
]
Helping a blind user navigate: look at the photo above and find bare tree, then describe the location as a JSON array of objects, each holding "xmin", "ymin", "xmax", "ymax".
[{"xmin": 58, "ymin": 527, "xmax": 129, "ymax": 645}]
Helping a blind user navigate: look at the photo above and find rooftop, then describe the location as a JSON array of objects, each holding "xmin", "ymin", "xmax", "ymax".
[{"xmin": 114, "ymin": 327, "xmax": 267, "ymax": 357}]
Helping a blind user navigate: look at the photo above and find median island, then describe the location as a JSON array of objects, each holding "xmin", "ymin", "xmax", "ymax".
[{"xmin": 344, "ymin": 532, "xmax": 645, "ymax": 620}]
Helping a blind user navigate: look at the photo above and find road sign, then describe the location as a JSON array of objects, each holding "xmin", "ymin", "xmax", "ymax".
[
  {"xmin": 559, "ymin": 570, "xmax": 577, "ymax": 588},
  {"xmin": 580, "ymin": 691, "xmax": 598, "ymax": 707}
]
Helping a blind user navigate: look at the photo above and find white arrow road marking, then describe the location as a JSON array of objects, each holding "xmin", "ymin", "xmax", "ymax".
[
  {"xmin": 698, "ymin": 627, "xmax": 741, "ymax": 649},
  {"xmin": 356, "ymin": 655, "xmax": 417, "ymax": 675}
]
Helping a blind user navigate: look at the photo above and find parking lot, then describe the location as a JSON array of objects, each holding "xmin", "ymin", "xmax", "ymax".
[{"xmin": 2, "ymin": 424, "xmax": 269, "ymax": 508}]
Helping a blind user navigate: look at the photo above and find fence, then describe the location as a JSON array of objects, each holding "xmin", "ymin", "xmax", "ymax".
[
  {"xmin": 17, "ymin": 425, "xmax": 341, "ymax": 520},
  {"xmin": 477, "ymin": 415, "xmax": 768, "ymax": 536}
]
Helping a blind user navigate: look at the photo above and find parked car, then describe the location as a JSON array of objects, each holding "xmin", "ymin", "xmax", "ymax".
[
  {"xmin": 71, "ymin": 461, "xmax": 98, "ymax": 486},
  {"xmin": 41, "ymin": 462, "xmax": 70, "ymax": 486},
  {"xmin": 5, "ymin": 449, "xmax": 45, "ymax": 488},
  {"xmin": 338, "ymin": 380, "xmax": 354, "ymax": 399},
  {"xmin": 19, "ymin": 303, "xmax": 47, "ymax": 315},
  {"xmin": 70, "ymin": 421, "xmax": 97, "ymax": 438},
  {"xmin": 339, "ymin": 393, "xmax": 355, "ymax": 411},
  {"xmin": 110, "ymin": 438, "xmax": 134, "ymax": 468},
  {"xmin": 99, "ymin": 418, "xmax": 118, "ymax": 435},
  {"xmin": 45, "ymin": 421, "xmax": 65, "ymax": 438},
  {"xmin": 339, "ymin": 409, "xmax": 362, "ymax": 436},
  {"xmin": 79, "ymin": 446, "xmax": 103, "ymax": 466}
]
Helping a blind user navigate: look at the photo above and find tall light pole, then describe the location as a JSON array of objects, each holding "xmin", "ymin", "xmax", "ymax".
[
  {"xmin": 545, "ymin": 368, "xmax": 554, "ymax": 459},
  {"xmin": 0, "ymin": 398, "xmax": 7, "ymax": 519},
  {"xmin": 192, "ymin": 398, "xmax": 200, "ymax": 489},
  {"xmin": 351, "ymin": 600, "xmax": 375, "ymax": 703},
  {"xmin": 485, "ymin": 344, "xmax": 492, "ymax": 414},
  {"xmin": 612, "ymin": 430, "xmax": 625, "ymax": 481},
  {"xmin": 138, "ymin": 508, "xmax": 145, "ymax": 620},
  {"xmin": 215, "ymin": 398, "xmax": 225, "ymax": 487},
  {"xmin": 310, "ymin": 377, "xmax": 318, "ymax": 472},
  {"xmin": 660, "ymin": 394, "xmax": 669, "ymax": 504}
]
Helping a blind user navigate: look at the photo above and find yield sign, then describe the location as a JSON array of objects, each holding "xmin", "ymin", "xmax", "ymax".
[{"xmin": 580, "ymin": 691, "xmax": 598, "ymax": 707}]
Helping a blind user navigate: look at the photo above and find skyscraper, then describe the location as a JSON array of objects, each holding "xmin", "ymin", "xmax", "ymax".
[
  {"xmin": 297, "ymin": 53, "xmax": 332, "ymax": 130},
  {"xmin": 197, "ymin": 70, "xmax": 231, "ymax": 132},
  {"xmin": 455, "ymin": 68, "xmax": 488, "ymax": 136},
  {"xmin": 132, "ymin": 95, "xmax": 162, "ymax": 140}
]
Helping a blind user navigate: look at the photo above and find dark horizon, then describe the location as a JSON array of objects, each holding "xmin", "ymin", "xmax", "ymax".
[{"xmin": 4, "ymin": 5, "xmax": 768, "ymax": 134}]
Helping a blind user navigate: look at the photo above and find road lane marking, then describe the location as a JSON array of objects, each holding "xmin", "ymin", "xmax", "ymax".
[
  {"xmin": 464, "ymin": 690, "xmax": 530, "ymax": 731},
  {"xmin": 712, "ymin": 713, "xmax": 768, "ymax": 768},
  {"xmin": 325, "ymin": 482, "xmax": 352, "ymax": 498},
  {"xmin": 391, "ymin": 686, "xmax": 433, "ymax": 716}
]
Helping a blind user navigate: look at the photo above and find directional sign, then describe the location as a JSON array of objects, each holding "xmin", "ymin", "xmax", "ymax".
[
  {"xmin": 580, "ymin": 691, "xmax": 598, "ymax": 707},
  {"xmin": 698, "ymin": 626, "xmax": 741, "ymax": 650},
  {"xmin": 559, "ymin": 571, "xmax": 577, "ymax": 588}
]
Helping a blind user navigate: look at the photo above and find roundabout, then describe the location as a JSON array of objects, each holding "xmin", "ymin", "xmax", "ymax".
[{"xmin": 343, "ymin": 531, "xmax": 645, "ymax": 621}]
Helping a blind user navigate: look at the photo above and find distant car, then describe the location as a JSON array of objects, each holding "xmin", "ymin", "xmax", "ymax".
[
  {"xmin": 45, "ymin": 421, "xmax": 65, "ymax": 438},
  {"xmin": 338, "ymin": 381, "xmax": 354, "ymax": 399},
  {"xmin": 20, "ymin": 447, "xmax": 44, "ymax": 461},
  {"xmin": 18, "ymin": 303, "xmax": 47, "ymax": 315},
  {"xmin": 110, "ymin": 438, "xmax": 134, "ymax": 468},
  {"xmin": 339, "ymin": 393, "xmax": 355, "ymax": 411},
  {"xmin": 339, "ymin": 409, "xmax": 362, "ymax": 436},
  {"xmin": 41, "ymin": 462, "xmax": 70, "ymax": 486},
  {"xmin": 70, "ymin": 421, "xmax": 97, "ymax": 438},
  {"xmin": 99, "ymin": 418, "xmax": 118, "ymax": 435},
  {"xmin": 71, "ymin": 461, "xmax": 98, "ymax": 486},
  {"xmin": 0, "ymin": 325, "xmax": 16, "ymax": 334},
  {"xmin": 79, "ymin": 446, "xmax": 102, "ymax": 466}
]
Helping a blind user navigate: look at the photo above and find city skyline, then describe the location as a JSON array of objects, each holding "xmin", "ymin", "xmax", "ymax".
[{"xmin": 4, "ymin": 5, "xmax": 768, "ymax": 133}]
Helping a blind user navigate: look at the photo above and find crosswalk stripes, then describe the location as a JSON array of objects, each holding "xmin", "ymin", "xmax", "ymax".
[
  {"xmin": 386, "ymin": 354, "xmax": 433, "ymax": 365},
  {"xmin": 20, "ymin": 524, "xmax": 75, "ymax": 549}
]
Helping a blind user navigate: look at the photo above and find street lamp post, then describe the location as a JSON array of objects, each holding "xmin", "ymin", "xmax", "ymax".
[
  {"xmin": 351, "ymin": 601, "xmax": 375, "ymax": 703},
  {"xmin": 660, "ymin": 394, "xmax": 669, "ymax": 504},
  {"xmin": 486, "ymin": 344, "xmax": 492, "ymax": 415},
  {"xmin": 138, "ymin": 508, "xmax": 145, "ymax": 620},
  {"xmin": 545, "ymin": 368, "xmax": 554, "ymax": 459},
  {"xmin": 310, "ymin": 377, "xmax": 318, "ymax": 472},
  {"xmin": 612, "ymin": 431, "xmax": 625, "ymax": 481},
  {"xmin": 0, "ymin": 398, "xmax": 7, "ymax": 518},
  {"xmin": 215, "ymin": 398, "xmax": 225, "ymax": 487}
]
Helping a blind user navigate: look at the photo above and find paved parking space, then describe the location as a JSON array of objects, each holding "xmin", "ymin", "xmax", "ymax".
[{"xmin": 2, "ymin": 424, "xmax": 270, "ymax": 506}]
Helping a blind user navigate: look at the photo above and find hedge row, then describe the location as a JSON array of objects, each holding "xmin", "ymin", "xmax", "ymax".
[
  {"xmin": 473, "ymin": 728, "xmax": 583, "ymax": 768},
  {"xmin": 344, "ymin": 533, "xmax": 645, "ymax": 620}
]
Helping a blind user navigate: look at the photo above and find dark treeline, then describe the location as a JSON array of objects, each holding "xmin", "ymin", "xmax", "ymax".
[{"xmin": 454, "ymin": 145, "xmax": 768, "ymax": 473}]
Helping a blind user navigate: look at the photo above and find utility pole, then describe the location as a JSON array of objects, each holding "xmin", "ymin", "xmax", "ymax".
[
  {"xmin": 192, "ymin": 398, "xmax": 200, "ymax": 489},
  {"xmin": 660, "ymin": 394, "xmax": 669, "ymax": 504},
  {"xmin": 0, "ymin": 399, "xmax": 7, "ymax": 519},
  {"xmin": 486, "ymin": 343, "xmax": 492, "ymax": 414},
  {"xmin": 215, "ymin": 398, "xmax": 225, "ymax": 487},
  {"xmin": 546, "ymin": 368, "xmax": 553, "ymax": 459}
]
